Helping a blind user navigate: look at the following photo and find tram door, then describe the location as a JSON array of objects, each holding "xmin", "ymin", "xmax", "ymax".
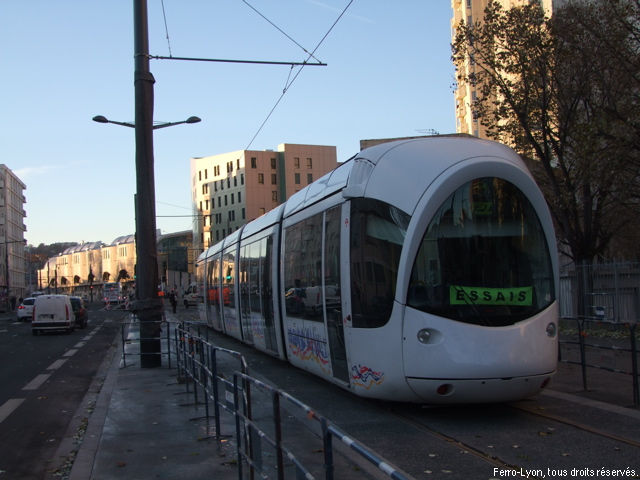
[{"xmin": 325, "ymin": 205, "xmax": 349, "ymax": 382}]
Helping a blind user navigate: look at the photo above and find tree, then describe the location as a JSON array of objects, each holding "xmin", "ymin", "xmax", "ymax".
[{"xmin": 451, "ymin": 0, "xmax": 640, "ymax": 264}]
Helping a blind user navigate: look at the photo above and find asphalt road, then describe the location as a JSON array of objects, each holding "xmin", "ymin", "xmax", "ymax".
[{"xmin": 0, "ymin": 306, "xmax": 122, "ymax": 479}]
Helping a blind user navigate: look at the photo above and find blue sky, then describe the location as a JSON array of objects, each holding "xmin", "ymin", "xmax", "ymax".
[{"xmin": 2, "ymin": 1, "xmax": 455, "ymax": 246}]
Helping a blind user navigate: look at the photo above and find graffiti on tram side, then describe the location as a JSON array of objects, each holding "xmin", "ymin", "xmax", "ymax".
[
  {"xmin": 287, "ymin": 324, "xmax": 330, "ymax": 370},
  {"xmin": 351, "ymin": 364, "xmax": 384, "ymax": 389}
]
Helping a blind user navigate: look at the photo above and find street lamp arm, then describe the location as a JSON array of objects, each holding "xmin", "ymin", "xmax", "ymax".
[
  {"xmin": 92, "ymin": 115, "xmax": 135, "ymax": 128},
  {"xmin": 152, "ymin": 116, "xmax": 201, "ymax": 129},
  {"xmin": 92, "ymin": 115, "xmax": 201, "ymax": 129}
]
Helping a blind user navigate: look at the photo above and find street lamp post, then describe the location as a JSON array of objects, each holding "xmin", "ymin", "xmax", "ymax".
[
  {"xmin": 93, "ymin": 0, "xmax": 200, "ymax": 368},
  {"xmin": 92, "ymin": 111, "xmax": 199, "ymax": 367}
]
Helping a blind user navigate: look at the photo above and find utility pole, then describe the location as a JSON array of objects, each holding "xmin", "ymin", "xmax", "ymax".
[{"xmin": 133, "ymin": 0, "xmax": 162, "ymax": 368}]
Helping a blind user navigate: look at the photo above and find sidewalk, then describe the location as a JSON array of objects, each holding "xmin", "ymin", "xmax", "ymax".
[
  {"xmin": 66, "ymin": 313, "xmax": 238, "ymax": 480},
  {"xmin": 63, "ymin": 309, "xmax": 640, "ymax": 480}
]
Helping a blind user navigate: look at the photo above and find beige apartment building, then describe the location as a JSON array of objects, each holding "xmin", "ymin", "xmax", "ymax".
[
  {"xmin": 0, "ymin": 165, "xmax": 27, "ymax": 307},
  {"xmin": 191, "ymin": 143, "xmax": 338, "ymax": 252},
  {"xmin": 451, "ymin": 0, "xmax": 557, "ymax": 138},
  {"xmin": 36, "ymin": 231, "xmax": 195, "ymax": 300}
]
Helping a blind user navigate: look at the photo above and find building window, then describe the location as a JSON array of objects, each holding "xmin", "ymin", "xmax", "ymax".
[
  {"xmin": 242, "ymin": 207, "xmax": 245, "ymax": 219},
  {"xmin": 236, "ymin": 158, "xmax": 240, "ymax": 169},
  {"xmin": 306, "ymin": 157, "xmax": 312, "ymax": 168},
  {"xmin": 271, "ymin": 173, "xmax": 277, "ymax": 185},
  {"xmin": 234, "ymin": 176, "xmax": 237, "ymax": 187},
  {"xmin": 251, "ymin": 157, "xmax": 257, "ymax": 168},
  {"xmin": 205, "ymin": 169, "xmax": 208, "ymax": 179},
  {"xmin": 294, "ymin": 157, "xmax": 300, "ymax": 168},
  {"xmin": 241, "ymin": 173, "xmax": 244, "ymax": 185},
  {"xmin": 295, "ymin": 173, "xmax": 300, "ymax": 185},
  {"xmin": 258, "ymin": 173, "xmax": 264, "ymax": 184},
  {"xmin": 272, "ymin": 191, "xmax": 278, "ymax": 202},
  {"xmin": 198, "ymin": 171, "xmax": 202, "ymax": 181},
  {"xmin": 224, "ymin": 195, "xmax": 228, "ymax": 206},
  {"xmin": 227, "ymin": 178, "xmax": 230, "ymax": 189},
  {"xmin": 271, "ymin": 157, "xmax": 277, "ymax": 169},
  {"xmin": 307, "ymin": 173, "xmax": 313, "ymax": 184},
  {"xmin": 259, "ymin": 207, "xmax": 266, "ymax": 215},
  {"xmin": 238, "ymin": 191, "xmax": 242, "ymax": 203}
]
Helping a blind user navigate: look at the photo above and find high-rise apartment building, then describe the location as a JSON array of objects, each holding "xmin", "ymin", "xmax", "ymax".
[
  {"xmin": 451, "ymin": 0, "xmax": 558, "ymax": 138},
  {"xmin": 191, "ymin": 143, "xmax": 337, "ymax": 252},
  {"xmin": 0, "ymin": 165, "xmax": 27, "ymax": 307}
]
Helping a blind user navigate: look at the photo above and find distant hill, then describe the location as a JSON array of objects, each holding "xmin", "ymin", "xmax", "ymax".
[{"xmin": 27, "ymin": 242, "xmax": 78, "ymax": 267}]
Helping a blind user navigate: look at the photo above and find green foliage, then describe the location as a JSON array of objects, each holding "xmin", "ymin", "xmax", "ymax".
[{"xmin": 452, "ymin": 0, "xmax": 640, "ymax": 263}]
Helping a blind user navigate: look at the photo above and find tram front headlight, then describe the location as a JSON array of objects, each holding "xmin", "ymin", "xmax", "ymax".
[
  {"xmin": 546, "ymin": 322, "xmax": 557, "ymax": 337},
  {"xmin": 417, "ymin": 329, "xmax": 431, "ymax": 344}
]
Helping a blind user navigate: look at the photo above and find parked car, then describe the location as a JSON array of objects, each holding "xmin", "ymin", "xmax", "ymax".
[
  {"xmin": 17, "ymin": 297, "xmax": 36, "ymax": 321},
  {"xmin": 32, "ymin": 295, "xmax": 76, "ymax": 335},
  {"xmin": 70, "ymin": 296, "xmax": 88, "ymax": 329}
]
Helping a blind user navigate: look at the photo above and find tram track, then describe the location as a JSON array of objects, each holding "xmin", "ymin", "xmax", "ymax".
[
  {"xmin": 383, "ymin": 397, "xmax": 640, "ymax": 480},
  {"xmin": 387, "ymin": 407, "xmax": 545, "ymax": 479},
  {"xmin": 510, "ymin": 402, "xmax": 640, "ymax": 449}
]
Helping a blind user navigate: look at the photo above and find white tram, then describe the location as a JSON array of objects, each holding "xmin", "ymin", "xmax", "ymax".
[{"xmin": 195, "ymin": 136, "xmax": 559, "ymax": 403}]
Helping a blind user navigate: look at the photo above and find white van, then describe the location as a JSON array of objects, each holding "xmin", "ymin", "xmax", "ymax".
[
  {"xmin": 32, "ymin": 295, "xmax": 76, "ymax": 335},
  {"xmin": 183, "ymin": 283, "xmax": 200, "ymax": 308}
]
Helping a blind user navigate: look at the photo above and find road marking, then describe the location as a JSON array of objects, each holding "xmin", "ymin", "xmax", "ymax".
[
  {"xmin": 63, "ymin": 349, "xmax": 78, "ymax": 358},
  {"xmin": 23, "ymin": 373, "xmax": 51, "ymax": 391},
  {"xmin": 73, "ymin": 341, "xmax": 86, "ymax": 348},
  {"xmin": 47, "ymin": 359, "xmax": 68, "ymax": 371},
  {"xmin": 0, "ymin": 398, "xmax": 25, "ymax": 424}
]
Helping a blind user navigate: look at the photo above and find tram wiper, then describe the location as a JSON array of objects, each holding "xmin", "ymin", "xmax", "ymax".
[{"xmin": 451, "ymin": 285, "xmax": 490, "ymax": 326}]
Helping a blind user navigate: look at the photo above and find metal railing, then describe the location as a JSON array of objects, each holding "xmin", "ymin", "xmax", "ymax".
[
  {"xmin": 119, "ymin": 314, "xmax": 174, "ymax": 368},
  {"xmin": 559, "ymin": 317, "xmax": 639, "ymax": 407},
  {"xmin": 173, "ymin": 321, "xmax": 413, "ymax": 480}
]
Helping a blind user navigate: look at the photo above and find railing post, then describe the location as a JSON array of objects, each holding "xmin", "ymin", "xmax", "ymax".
[
  {"xmin": 233, "ymin": 375, "xmax": 244, "ymax": 480},
  {"xmin": 577, "ymin": 317, "xmax": 588, "ymax": 390},
  {"xmin": 322, "ymin": 417, "xmax": 334, "ymax": 480},
  {"xmin": 272, "ymin": 392, "xmax": 284, "ymax": 480},
  {"xmin": 166, "ymin": 321, "xmax": 171, "ymax": 369},
  {"xmin": 121, "ymin": 322, "xmax": 127, "ymax": 368},
  {"xmin": 211, "ymin": 346, "xmax": 222, "ymax": 442},
  {"xmin": 629, "ymin": 323, "xmax": 639, "ymax": 408}
]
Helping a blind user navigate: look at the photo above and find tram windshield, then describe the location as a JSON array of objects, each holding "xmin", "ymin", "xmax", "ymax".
[{"xmin": 407, "ymin": 178, "xmax": 554, "ymax": 326}]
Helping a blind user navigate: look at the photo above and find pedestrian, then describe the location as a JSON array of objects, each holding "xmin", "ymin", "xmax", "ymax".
[{"xmin": 169, "ymin": 289, "xmax": 177, "ymax": 314}]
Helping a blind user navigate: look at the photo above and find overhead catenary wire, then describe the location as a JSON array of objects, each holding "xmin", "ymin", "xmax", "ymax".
[
  {"xmin": 160, "ymin": 0, "xmax": 173, "ymax": 57},
  {"xmin": 240, "ymin": 0, "xmax": 323, "ymax": 64},
  {"xmin": 245, "ymin": 0, "xmax": 355, "ymax": 150}
]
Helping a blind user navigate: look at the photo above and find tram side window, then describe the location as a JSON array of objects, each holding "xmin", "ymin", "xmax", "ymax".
[
  {"xmin": 283, "ymin": 213, "xmax": 323, "ymax": 321},
  {"xmin": 350, "ymin": 198, "xmax": 410, "ymax": 328},
  {"xmin": 261, "ymin": 236, "xmax": 278, "ymax": 352},
  {"xmin": 222, "ymin": 248, "xmax": 236, "ymax": 310},
  {"xmin": 239, "ymin": 245, "xmax": 251, "ymax": 321},
  {"xmin": 324, "ymin": 207, "xmax": 341, "ymax": 324}
]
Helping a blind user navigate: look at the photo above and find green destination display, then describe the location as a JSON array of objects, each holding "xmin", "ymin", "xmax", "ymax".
[{"xmin": 450, "ymin": 286, "xmax": 533, "ymax": 306}]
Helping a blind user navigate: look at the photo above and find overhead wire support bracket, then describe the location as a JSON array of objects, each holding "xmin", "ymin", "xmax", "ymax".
[{"xmin": 149, "ymin": 55, "xmax": 326, "ymax": 67}]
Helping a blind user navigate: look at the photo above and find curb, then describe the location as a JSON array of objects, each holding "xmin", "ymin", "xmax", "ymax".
[{"xmin": 65, "ymin": 327, "xmax": 122, "ymax": 480}]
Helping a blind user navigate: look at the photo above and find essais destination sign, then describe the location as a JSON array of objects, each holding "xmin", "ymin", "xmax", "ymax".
[{"xmin": 450, "ymin": 286, "xmax": 533, "ymax": 306}]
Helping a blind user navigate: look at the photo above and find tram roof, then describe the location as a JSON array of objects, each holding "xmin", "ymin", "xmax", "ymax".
[{"xmin": 198, "ymin": 135, "xmax": 526, "ymax": 263}]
